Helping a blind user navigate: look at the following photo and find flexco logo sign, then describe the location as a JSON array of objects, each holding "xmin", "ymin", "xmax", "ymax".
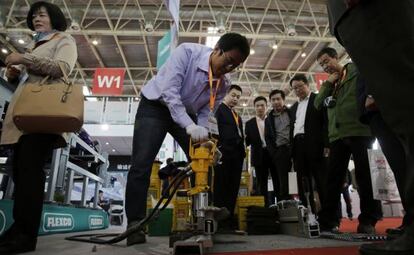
[
  {"xmin": 88, "ymin": 215, "xmax": 104, "ymax": 229},
  {"xmin": 42, "ymin": 213, "xmax": 74, "ymax": 232},
  {"xmin": 0, "ymin": 210, "xmax": 6, "ymax": 235},
  {"xmin": 92, "ymin": 68, "xmax": 126, "ymax": 96}
]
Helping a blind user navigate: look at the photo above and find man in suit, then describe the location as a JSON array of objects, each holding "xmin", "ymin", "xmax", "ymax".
[
  {"xmin": 327, "ymin": 2, "xmax": 414, "ymax": 254},
  {"xmin": 245, "ymin": 96, "xmax": 275, "ymax": 206},
  {"xmin": 214, "ymin": 84, "xmax": 245, "ymax": 230},
  {"xmin": 264, "ymin": 89, "xmax": 292, "ymax": 202},
  {"xmin": 289, "ymin": 74, "xmax": 328, "ymax": 214}
]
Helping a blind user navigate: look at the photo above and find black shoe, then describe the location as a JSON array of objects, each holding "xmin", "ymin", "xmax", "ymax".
[
  {"xmin": 357, "ymin": 223, "xmax": 376, "ymax": 235},
  {"xmin": 0, "ymin": 233, "xmax": 36, "ymax": 254},
  {"xmin": 320, "ymin": 225, "xmax": 341, "ymax": 234},
  {"xmin": 386, "ymin": 226, "xmax": 405, "ymax": 240},
  {"xmin": 386, "ymin": 225, "xmax": 405, "ymax": 235},
  {"xmin": 126, "ymin": 221, "xmax": 146, "ymax": 246},
  {"xmin": 359, "ymin": 230, "xmax": 414, "ymax": 255}
]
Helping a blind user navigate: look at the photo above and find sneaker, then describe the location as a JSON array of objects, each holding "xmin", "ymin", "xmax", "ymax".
[
  {"xmin": 126, "ymin": 221, "xmax": 146, "ymax": 246},
  {"xmin": 357, "ymin": 223, "xmax": 376, "ymax": 235}
]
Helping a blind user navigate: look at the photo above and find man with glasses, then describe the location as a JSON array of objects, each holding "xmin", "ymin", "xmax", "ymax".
[
  {"xmin": 314, "ymin": 47, "xmax": 382, "ymax": 234},
  {"xmin": 290, "ymin": 74, "xmax": 328, "ymax": 214},
  {"xmin": 125, "ymin": 33, "xmax": 250, "ymax": 245}
]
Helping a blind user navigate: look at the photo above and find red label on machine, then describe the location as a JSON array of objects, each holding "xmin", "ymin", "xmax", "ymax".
[
  {"xmin": 92, "ymin": 68, "xmax": 125, "ymax": 95},
  {"xmin": 314, "ymin": 73, "xmax": 329, "ymax": 91}
]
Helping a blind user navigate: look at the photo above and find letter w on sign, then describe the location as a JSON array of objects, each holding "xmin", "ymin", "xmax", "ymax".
[{"xmin": 92, "ymin": 68, "xmax": 126, "ymax": 95}]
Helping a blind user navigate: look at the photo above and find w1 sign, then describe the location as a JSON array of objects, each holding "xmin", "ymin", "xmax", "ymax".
[
  {"xmin": 314, "ymin": 73, "xmax": 329, "ymax": 91},
  {"xmin": 92, "ymin": 68, "xmax": 126, "ymax": 95}
]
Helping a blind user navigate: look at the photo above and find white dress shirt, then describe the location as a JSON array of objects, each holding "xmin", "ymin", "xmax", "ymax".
[
  {"xmin": 293, "ymin": 95, "xmax": 310, "ymax": 137},
  {"xmin": 256, "ymin": 116, "xmax": 266, "ymax": 147}
]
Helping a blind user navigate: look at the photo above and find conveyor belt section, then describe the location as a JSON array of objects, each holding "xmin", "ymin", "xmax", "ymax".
[{"xmin": 320, "ymin": 231, "xmax": 387, "ymax": 241}]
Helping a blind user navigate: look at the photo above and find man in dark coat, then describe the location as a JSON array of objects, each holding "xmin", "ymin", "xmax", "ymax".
[
  {"xmin": 289, "ymin": 74, "xmax": 328, "ymax": 214},
  {"xmin": 245, "ymin": 96, "xmax": 275, "ymax": 206},
  {"xmin": 327, "ymin": 1, "xmax": 414, "ymax": 254}
]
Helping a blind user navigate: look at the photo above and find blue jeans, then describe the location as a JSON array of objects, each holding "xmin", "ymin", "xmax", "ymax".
[{"xmin": 125, "ymin": 97, "xmax": 190, "ymax": 223}]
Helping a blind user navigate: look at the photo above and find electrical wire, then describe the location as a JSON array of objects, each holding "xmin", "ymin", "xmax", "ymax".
[{"xmin": 65, "ymin": 165, "xmax": 193, "ymax": 244}]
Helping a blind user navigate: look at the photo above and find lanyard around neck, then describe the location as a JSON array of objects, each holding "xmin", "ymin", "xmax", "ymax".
[
  {"xmin": 332, "ymin": 66, "xmax": 348, "ymax": 98},
  {"xmin": 231, "ymin": 109, "xmax": 239, "ymax": 126},
  {"xmin": 208, "ymin": 67, "xmax": 221, "ymax": 112}
]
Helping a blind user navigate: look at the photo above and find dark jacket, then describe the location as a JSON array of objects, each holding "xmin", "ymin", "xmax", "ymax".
[
  {"xmin": 290, "ymin": 92, "xmax": 329, "ymax": 158},
  {"xmin": 245, "ymin": 117, "xmax": 266, "ymax": 167},
  {"xmin": 264, "ymin": 107, "xmax": 293, "ymax": 157},
  {"xmin": 327, "ymin": 0, "xmax": 350, "ymax": 44},
  {"xmin": 215, "ymin": 103, "xmax": 245, "ymax": 157},
  {"xmin": 356, "ymin": 75, "xmax": 380, "ymax": 125}
]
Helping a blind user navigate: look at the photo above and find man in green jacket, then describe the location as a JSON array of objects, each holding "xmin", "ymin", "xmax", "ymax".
[{"xmin": 314, "ymin": 47, "xmax": 382, "ymax": 234}]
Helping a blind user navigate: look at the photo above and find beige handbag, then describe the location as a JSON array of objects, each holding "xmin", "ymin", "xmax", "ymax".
[{"xmin": 12, "ymin": 63, "xmax": 84, "ymax": 133}]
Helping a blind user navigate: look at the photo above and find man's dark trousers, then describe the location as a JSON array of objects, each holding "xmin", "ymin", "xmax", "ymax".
[
  {"xmin": 369, "ymin": 113, "xmax": 412, "ymax": 226},
  {"xmin": 270, "ymin": 145, "xmax": 291, "ymax": 202},
  {"xmin": 213, "ymin": 148, "xmax": 244, "ymax": 227},
  {"xmin": 254, "ymin": 148, "xmax": 277, "ymax": 206},
  {"xmin": 293, "ymin": 135, "xmax": 327, "ymax": 213},
  {"xmin": 318, "ymin": 136, "xmax": 382, "ymax": 229},
  {"xmin": 125, "ymin": 97, "xmax": 190, "ymax": 223}
]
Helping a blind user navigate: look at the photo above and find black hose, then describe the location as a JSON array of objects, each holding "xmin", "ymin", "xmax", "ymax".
[{"xmin": 65, "ymin": 165, "xmax": 193, "ymax": 244}]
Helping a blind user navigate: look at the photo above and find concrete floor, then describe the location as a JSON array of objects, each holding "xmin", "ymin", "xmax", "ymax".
[{"xmin": 27, "ymin": 226, "xmax": 365, "ymax": 255}]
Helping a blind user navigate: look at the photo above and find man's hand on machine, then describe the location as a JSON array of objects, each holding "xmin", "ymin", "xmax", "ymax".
[{"xmin": 186, "ymin": 123, "xmax": 209, "ymax": 142}]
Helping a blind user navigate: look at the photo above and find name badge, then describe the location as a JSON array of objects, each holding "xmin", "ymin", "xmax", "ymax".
[{"xmin": 208, "ymin": 113, "xmax": 219, "ymax": 135}]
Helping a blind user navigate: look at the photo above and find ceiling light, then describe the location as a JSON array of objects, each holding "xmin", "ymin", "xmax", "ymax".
[
  {"xmin": 250, "ymin": 49, "xmax": 255, "ymax": 55},
  {"xmin": 92, "ymin": 39, "xmax": 99, "ymax": 46},
  {"xmin": 216, "ymin": 12, "xmax": 226, "ymax": 34},
  {"xmin": 1, "ymin": 48, "xmax": 8, "ymax": 54},
  {"xmin": 287, "ymin": 104, "xmax": 292, "ymax": 107},
  {"xmin": 205, "ymin": 27, "xmax": 220, "ymax": 48},
  {"xmin": 105, "ymin": 142, "xmax": 109, "ymax": 145},
  {"xmin": 101, "ymin": 124, "xmax": 109, "ymax": 131},
  {"xmin": 286, "ymin": 23, "xmax": 297, "ymax": 37},
  {"xmin": 144, "ymin": 22, "xmax": 154, "ymax": 33},
  {"xmin": 112, "ymin": 149, "xmax": 116, "ymax": 152},
  {"xmin": 301, "ymin": 52, "xmax": 307, "ymax": 58},
  {"xmin": 18, "ymin": 39, "xmax": 25, "ymax": 44},
  {"xmin": 242, "ymin": 103, "xmax": 248, "ymax": 107},
  {"xmin": 70, "ymin": 21, "xmax": 81, "ymax": 31},
  {"xmin": 272, "ymin": 43, "xmax": 278, "ymax": 50}
]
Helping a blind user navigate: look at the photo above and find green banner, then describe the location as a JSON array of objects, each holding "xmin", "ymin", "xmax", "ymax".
[
  {"xmin": 156, "ymin": 29, "xmax": 172, "ymax": 70},
  {"xmin": 0, "ymin": 199, "xmax": 109, "ymax": 235}
]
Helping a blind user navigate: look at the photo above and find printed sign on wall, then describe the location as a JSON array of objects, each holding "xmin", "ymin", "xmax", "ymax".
[{"xmin": 92, "ymin": 68, "xmax": 126, "ymax": 95}]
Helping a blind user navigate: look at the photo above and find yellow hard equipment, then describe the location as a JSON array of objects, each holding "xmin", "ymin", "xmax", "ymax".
[{"xmin": 187, "ymin": 139, "xmax": 218, "ymax": 196}]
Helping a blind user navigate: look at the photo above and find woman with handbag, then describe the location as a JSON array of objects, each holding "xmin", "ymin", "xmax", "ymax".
[{"xmin": 0, "ymin": 1, "xmax": 78, "ymax": 253}]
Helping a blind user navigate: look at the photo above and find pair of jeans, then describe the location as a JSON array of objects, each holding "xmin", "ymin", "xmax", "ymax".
[{"xmin": 125, "ymin": 97, "xmax": 190, "ymax": 223}]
